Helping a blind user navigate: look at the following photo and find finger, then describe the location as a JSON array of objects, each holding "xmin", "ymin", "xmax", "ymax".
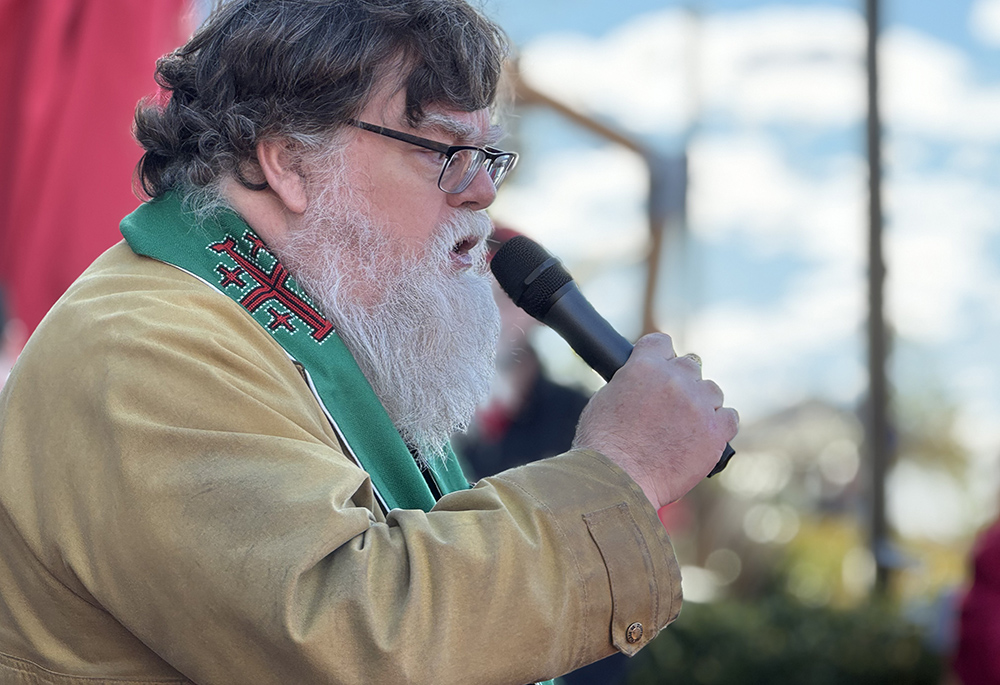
[
  {"xmin": 717, "ymin": 406, "xmax": 740, "ymax": 440},
  {"xmin": 700, "ymin": 379, "xmax": 725, "ymax": 408},
  {"xmin": 633, "ymin": 332, "xmax": 676, "ymax": 360}
]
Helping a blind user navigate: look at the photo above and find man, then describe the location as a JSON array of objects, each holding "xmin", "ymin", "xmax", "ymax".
[{"xmin": 0, "ymin": 1, "xmax": 739, "ymax": 684}]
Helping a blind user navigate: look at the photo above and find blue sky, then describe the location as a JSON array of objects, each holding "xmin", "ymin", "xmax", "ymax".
[
  {"xmin": 479, "ymin": 0, "xmax": 1000, "ymax": 540},
  {"xmin": 490, "ymin": 0, "xmax": 979, "ymax": 49}
]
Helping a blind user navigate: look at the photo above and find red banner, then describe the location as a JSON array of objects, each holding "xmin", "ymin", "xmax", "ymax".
[{"xmin": 0, "ymin": 0, "xmax": 190, "ymax": 339}]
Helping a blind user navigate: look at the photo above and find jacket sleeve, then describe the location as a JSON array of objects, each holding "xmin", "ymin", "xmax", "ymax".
[{"xmin": 1, "ymin": 252, "xmax": 682, "ymax": 685}]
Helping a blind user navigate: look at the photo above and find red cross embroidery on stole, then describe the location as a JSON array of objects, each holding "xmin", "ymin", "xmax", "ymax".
[
  {"xmin": 267, "ymin": 307, "xmax": 296, "ymax": 333},
  {"xmin": 217, "ymin": 265, "xmax": 246, "ymax": 288},
  {"xmin": 210, "ymin": 234, "xmax": 334, "ymax": 342}
]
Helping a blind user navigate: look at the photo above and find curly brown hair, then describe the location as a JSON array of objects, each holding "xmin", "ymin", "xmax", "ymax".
[{"xmin": 133, "ymin": 0, "xmax": 509, "ymax": 203}]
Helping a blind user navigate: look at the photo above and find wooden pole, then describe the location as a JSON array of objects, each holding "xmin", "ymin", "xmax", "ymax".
[{"xmin": 511, "ymin": 68, "xmax": 664, "ymax": 335}]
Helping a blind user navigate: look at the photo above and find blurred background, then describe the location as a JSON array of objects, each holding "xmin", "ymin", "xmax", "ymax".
[
  {"xmin": 479, "ymin": 0, "xmax": 1000, "ymax": 682},
  {"xmin": 2, "ymin": 0, "xmax": 998, "ymax": 682}
]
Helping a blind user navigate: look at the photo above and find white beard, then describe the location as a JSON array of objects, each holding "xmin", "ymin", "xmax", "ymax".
[{"xmin": 272, "ymin": 170, "xmax": 500, "ymax": 465}]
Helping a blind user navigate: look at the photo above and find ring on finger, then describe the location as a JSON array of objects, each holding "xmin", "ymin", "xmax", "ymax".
[{"xmin": 682, "ymin": 352, "xmax": 703, "ymax": 368}]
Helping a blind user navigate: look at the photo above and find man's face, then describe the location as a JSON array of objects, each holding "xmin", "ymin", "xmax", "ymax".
[
  {"xmin": 270, "ymin": 93, "xmax": 504, "ymax": 462},
  {"xmin": 337, "ymin": 88, "xmax": 500, "ymax": 268}
]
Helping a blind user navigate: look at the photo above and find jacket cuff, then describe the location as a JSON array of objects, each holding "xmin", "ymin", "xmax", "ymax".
[{"xmin": 493, "ymin": 448, "xmax": 683, "ymax": 658}]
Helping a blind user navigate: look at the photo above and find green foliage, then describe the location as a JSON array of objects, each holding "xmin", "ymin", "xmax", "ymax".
[
  {"xmin": 627, "ymin": 594, "xmax": 943, "ymax": 685},
  {"xmin": 894, "ymin": 382, "xmax": 969, "ymax": 477}
]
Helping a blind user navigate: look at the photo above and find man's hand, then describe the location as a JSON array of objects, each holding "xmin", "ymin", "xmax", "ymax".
[{"xmin": 572, "ymin": 333, "xmax": 739, "ymax": 510}]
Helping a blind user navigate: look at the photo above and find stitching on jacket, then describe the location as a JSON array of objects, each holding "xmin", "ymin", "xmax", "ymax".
[{"xmin": 0, "ymin": 651, "xmax": 189, "ymax": 684}]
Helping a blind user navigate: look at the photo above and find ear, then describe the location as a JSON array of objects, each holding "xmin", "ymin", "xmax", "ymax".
[{"xmin": 256, "ymin": 138, "xmax": 308, "ymax": 214}]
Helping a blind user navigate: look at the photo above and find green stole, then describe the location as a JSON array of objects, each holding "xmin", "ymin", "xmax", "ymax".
[{"xmin": 119, "ymin": 192, "xmax": 471, "ymax": 512}]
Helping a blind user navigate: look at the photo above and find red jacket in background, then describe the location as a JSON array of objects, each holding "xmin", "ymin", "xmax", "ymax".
[{"xmin": 954, "ymin": 520, "xmax": 1000, "ymax": 685}]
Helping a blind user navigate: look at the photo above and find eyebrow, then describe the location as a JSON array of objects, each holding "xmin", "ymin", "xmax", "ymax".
[{"xmin": 419, "ymin": 112, "xmax": 505, "ymax": 148}]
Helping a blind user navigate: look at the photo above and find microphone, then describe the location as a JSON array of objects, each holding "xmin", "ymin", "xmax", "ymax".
[{"xmin": 490, "ymin": 235, "xmax": 735, "ymax": 478}]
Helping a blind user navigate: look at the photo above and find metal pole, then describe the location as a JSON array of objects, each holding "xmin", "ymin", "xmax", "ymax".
[{"xmin": 866, "ymin": 0, "xmax": 891, "ymax": 596}]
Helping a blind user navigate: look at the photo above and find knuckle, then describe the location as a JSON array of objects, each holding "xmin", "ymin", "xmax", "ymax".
[
  {"xmin": 721, "ymin": 407, "xmax": 740, "ymax": 437},
  {"xmin": 702, "ymin": 379, "xmax": 724, "ymax": 399},
  {"xmin": 634, "ymin": 332, "xmax": 674, "ymax": 352}
]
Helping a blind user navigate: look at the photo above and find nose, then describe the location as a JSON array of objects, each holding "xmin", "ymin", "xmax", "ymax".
[{"xmin": 446, "ymin": 165, "xmax": 496, "ymax": 211}]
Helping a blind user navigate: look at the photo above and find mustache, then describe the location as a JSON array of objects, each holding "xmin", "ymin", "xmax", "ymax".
[{"xmin": 425, "ymin": 210, "xmax": 493, "ymax": 273}]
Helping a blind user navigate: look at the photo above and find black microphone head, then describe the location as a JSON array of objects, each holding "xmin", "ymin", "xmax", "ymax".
[{"xmin": 490, "ymin": 235, "xmax": 573, "ymax": 320}]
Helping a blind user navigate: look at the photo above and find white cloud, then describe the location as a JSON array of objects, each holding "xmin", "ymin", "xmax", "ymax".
[
  {"xmin": 518, "ymin": 6, "xmax": 864, "ymax": 134},
  {"xmin": 686, "ymin": 285, "xmax": 866, "ymax": 423},
  {"xmin": 699, "ymin": 8, "xmax": 864, "ymax": 127},
  {"xmin": 689, "ymin": 134, "xmax": 866, "ymax": 262},
  {"xmin": 490, "ymin": 146, "xmax": 649, "ymax": 267},
  {"xmin": 970, "ymin": 0, "xmax": 1000, "ymax": 46},
  {"xmin": 885, "ymin": 171, "xmax": 1000, "ymax": 344},
  {"xmin": 512, "ymin": 4, "xmax": 1000, "ymax": 343},
  {"xmin": 883, "ymin": 27, "xmax": 1000, "ymax": 141},
  {"xmin": 517, "ymin": 9, "xmax": 700, "ymax": 133},
  {"xmin": 518, "ymin": 6, "xmax": 1000, "ymax": 142}
]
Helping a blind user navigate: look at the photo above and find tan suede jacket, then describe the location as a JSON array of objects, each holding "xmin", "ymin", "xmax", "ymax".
[{"xmin": 0, "ymin": 244, "xmax": 682, "ymax": 685}]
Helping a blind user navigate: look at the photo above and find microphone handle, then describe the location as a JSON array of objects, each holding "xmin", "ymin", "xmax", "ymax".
[
  {"xmin": 541, "ymin": 284, "xmax": 736, "ymax": 477},
  {"xmin": 542, "ymin": 283, "xmax": 633, "ymax": 383}
]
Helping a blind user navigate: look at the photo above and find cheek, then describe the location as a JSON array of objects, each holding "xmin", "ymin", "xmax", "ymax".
[
  {"xmin": 339, "ymin": 158, "xmax": 451, "ymax": 251},
  {"xmin": 373, "ymin": 194, "xmax": 450, "ymax": 250}
]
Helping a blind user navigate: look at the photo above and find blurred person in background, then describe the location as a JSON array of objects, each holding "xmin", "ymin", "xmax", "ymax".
[
  {"xmin": 0, "ymin": 1, "xmax": 738, "ymax": 683},
  {"xmin": 952, "ymin": 516, "xmax": 1000, "ymax": 685}
]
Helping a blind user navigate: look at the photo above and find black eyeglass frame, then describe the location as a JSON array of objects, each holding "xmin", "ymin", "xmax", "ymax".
[{"xmin": 349, "ymin": 119, "xmax": 518, "ymax": 194}]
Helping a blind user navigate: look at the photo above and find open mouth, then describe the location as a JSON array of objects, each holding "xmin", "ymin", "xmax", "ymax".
[
  {"xmin": 452, "ymin": 236, "xmax": 477, "ymax": 256},
  {"xmin": 449, "ymin": 236, "xmax": 480, "ymax": 270}
]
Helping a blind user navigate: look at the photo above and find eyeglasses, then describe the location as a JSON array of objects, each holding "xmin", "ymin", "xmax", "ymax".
[{"xmin": 349, "ymin": 120, "xmax": 518, "ymax": 195}]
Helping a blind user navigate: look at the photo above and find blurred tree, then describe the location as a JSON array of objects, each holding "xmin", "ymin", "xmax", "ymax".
[
  {"xmin": 895, "ymin": 387, "xmax": 969, "ymax": 478},
  {"xmin": 627, "ymin": 592, "xmax": 943, "ymax": 685}
]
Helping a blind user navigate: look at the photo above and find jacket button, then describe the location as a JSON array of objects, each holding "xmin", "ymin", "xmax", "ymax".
[{"xmin": 626, "ymin": 622, "xmax": 643, "ymax": 643}]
